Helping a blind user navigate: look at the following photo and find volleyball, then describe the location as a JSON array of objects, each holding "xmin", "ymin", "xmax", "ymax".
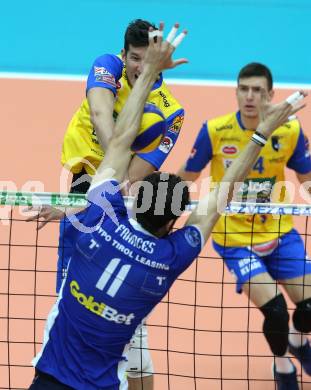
[{"xmin": 131, "ymin": 103, "xmax": 166, "ymax": 153}]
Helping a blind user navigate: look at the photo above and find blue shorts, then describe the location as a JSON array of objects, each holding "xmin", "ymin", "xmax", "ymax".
[{"xmin": 213, "ymin": 229, "xmax": 311, "ymax": 293}]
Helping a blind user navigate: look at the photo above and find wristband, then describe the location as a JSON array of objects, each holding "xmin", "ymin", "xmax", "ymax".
[{"xmin": 251, "ymin": 131, "xmax": 267, "ymax": 147}]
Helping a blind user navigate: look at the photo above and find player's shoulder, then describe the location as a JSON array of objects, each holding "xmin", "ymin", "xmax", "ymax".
[
  {"xmin": 273, "ymin": 118, "xmax": 301, "ymax": 144},
  {"xmin": 276, "ymin": 118, "xmax": 301, "ymax": 133},
  {"xmin": 207, "ymin": 112, "xmax": 238, "ymax": 134},
  {"xmin": 165, "ymin": 225, "xmax": 203, "ymax": 255},
  {"xmin": 92, "ymin": 53, "xmax": 124, "ymax": 75},
  {"xmin": 94, "ymin": 53, "xmax": 123, "ymax": 65}
]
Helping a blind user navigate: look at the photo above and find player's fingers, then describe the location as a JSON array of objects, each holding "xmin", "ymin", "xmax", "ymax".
[
  {"xmin": 25, "ymin": 214, "xmax": 39, "ymax": 222},
  {"xmin": 290, "ymin": 102, "xmax": 307, "ymax": 115},
  {"xmin": 165, "ymin": 23, "xmax": 179, "ymax": 44},
  {"xmin": 148, "ymin": 27, "xmax": 157, "ymax": 45},
  {"xmin": 171, "ymin": 30, "xmax": 187, "ymax": 49},
  {"xmin": 259, "ymin": 87, "xmax": 269, "ymax": 104},
  {"xmin": 170, "ymin": 58, "xmax": 189, "ymax": 68},
  {"xmin": 36, "ymin": 219, "xmax": 50, "ymax": 230},
  {"xmin": 24, "ymin": 206, "xmax": 42, "ymax": 221},
  {"xmin": 148, "ymin": 29, "xmax": 164, "ymax": 46},
  {"xmin": 257, "ymin": 88, "xmax": 269, "ymax": 119},
  {"xmin": 157, "ymin": 21, "xmax": 164, "ymax": 44},
  {"xmin": 285, "ymin": 90, "xmax": 306, "ymax": 107}
]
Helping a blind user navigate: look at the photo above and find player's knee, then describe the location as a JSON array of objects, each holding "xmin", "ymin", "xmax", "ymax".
[
  {"xmin": 260, "ymin": 294, "xmax": 289, "ymax": 356},
  {"xmin": 293, "ymin": 297, "xmax": 311, "ymax": 333}
]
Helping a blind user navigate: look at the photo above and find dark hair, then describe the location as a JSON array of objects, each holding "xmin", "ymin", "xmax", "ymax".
[
  {"xmin": 133, "ymin": 172, "xmax": 190, "ymax": 235},
  {"xmin": 238, "ymin": 62, "xmax": 273, "ymax": 91},
  {"xmin": 124, "ymin": 19, "xmax": 157, "ymax": 52}
]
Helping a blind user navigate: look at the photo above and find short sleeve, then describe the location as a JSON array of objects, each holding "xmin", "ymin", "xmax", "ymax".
[
  {"xmin": 287, "ymin": 128, "xmax": 311, "ymax": 174},
  {"xmin": 136, "ymin": 109, "xmax": 184, "ymax": 169},
  {"xmin": 169, "ymin": 225, "xmax": 204, "ymax": 275},
  {"xmin": 184, "ymin": 122, "xmax": 213, "ymax": 172},
  {"xmin": 86, "ymin": 54, "xmax": 123, "ymax": 96}
]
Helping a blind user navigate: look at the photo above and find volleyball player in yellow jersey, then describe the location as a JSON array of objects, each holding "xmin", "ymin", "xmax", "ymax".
[
  {"xmin": 56, "ymin": 20, "xmax": 184, "ymax": 390},
  {"xmin": 62, "ymin": 21, "xmax": 184, "ymax": 183},
  {"xmin": 179, "ymin": 63, "xmax": 311, "ymax": 390}
]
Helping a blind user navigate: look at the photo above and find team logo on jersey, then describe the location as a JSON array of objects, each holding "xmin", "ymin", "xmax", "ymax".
[
  {"xmin": 222, "ymin": 145, "xmax": 238, "ymax": 155},
  {"xmin": 271, "ymin": 136, "xmax": 281, "ymax": 151},
  {"xmin": 168, "ymin": 115, "xmax": 184, "ymax": 134},
  {"xmin": 159, "ymin": 136, "xmax": 173, "ymax": 154},
  {"xmin": 184, "ymin": 227, "xmax": 201, "ymax": 248},
  {"xmin": 70, "ymin": 280, "xmax": 135, "ymax": 325}
]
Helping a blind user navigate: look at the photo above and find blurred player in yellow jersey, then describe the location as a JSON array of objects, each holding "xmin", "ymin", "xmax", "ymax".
[
  {"xmin": 55, "ymin": 19, "xmax": 184, "ymax": 390},
  {"xmin": 179, "ymin": 63, "xmax": 311, "ymax": 390}
]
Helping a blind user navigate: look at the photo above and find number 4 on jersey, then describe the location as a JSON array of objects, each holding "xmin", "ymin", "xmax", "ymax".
[{"xmin": 253, "ymin": 156, "xmax": 264, "ymax": 174}]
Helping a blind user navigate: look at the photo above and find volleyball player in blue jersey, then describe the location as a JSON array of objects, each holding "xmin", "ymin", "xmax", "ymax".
[
  {"xmin": 28, "ymin": 23, "xmax": 307, "ymax": 390},
  {"xmin": 44, "ymin": 19, "xmax": 185, "ymax": 390}
]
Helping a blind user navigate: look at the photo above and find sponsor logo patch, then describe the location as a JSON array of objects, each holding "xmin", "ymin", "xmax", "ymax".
[
  {"xmin": 95, "ymin": 74, "xmax": 116, "ymax": 87},
  {"xmin": 159, "ymin": 91, "xmax": 170, "ymax": 107},
  {"xmin": 216, "ymin": 124, "xmax": 233, "ymax": 131},
  {"xmin": 70, "ymin": 280, "xmax": 135, "ymax": 325},
  {"xmin": 94, "ymin": 66, "xmax": 111, "ymax": 76},
  {"xmin": 159, "ymin": 136, "xmax": 173, "ymax": 154},
  {"xmin": 222, "ymin": 145, "xmax": 238, "ymax": 155}
]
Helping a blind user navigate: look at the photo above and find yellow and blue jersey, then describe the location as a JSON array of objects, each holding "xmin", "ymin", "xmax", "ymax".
[
  {"xmin": 61, "ymin": 54, "xmax": 184, "ymax": 175},
  {"xmin": 185, "ymin": 111, "xmax": 311, "ymax": 246},
  {"xmin": 33, "ymin": 179, "xmax": 203, "ymax": 389}
]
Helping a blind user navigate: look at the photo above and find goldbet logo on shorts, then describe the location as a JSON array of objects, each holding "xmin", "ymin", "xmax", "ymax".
[
  {"xmin": 222, "ymin": 145, "xmax": 238, "ymax": 155},
  {"xmin": 70, "ymin": 280, "xmax": 135, "ymax": 325}
]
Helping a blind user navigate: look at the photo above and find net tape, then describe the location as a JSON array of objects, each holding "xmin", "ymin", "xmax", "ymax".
[{"xmin": 1, "ymin": 191, "xmax": 311, "ymax": 216}]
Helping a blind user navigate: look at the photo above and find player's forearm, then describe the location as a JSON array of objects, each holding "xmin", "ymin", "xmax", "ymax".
[
  {"xmin": 92, "ymin": 114, "xmax": 115, "ymax": 150},
  {"xmin": 90, "ymin": 108, "xmax": 115, "ymax": 150},
  {"xmin": 88, "ymin": 88, "xmax": 116, "ymax": 150},
  {"xmin": 113, "ymin": 66, "xmax": 158, "ymax": 150}
]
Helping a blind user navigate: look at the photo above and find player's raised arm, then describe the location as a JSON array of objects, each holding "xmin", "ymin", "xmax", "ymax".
[
  {"xmin": 91, "ymin": 23, "xmax": 188, "ymax": 187},
  {"xmin": 186, "ymin": 90, "xmax": 308, "ymax": 241}
]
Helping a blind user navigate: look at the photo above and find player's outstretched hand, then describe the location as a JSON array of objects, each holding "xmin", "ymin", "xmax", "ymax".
[
  {"xmin": 25, "ymin": 205, "xmax": 66, "ymax": 230},
  {"xmin": 258, "ymin": 90, "xmax": 308, "ymax": 138},
  {"xmin": 144, "ymin": 22, "xmax": 188, "ymax": 73}
]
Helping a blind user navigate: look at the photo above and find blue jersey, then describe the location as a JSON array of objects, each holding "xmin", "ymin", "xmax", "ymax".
[{"xmin": 34, "ymin": 179, "xmax": 203, "ymax": 389}]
